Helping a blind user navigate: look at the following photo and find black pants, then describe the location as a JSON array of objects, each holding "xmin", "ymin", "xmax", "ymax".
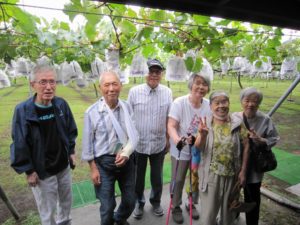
[
  {"xmin": 135, "ymin": 150, "xmax": 165, "ymax": 207},
  {"xmin": 244, "ymin": 182, "xmax": 261, "ymax": 225}
]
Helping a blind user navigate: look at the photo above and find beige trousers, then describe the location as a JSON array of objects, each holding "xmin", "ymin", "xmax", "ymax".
[
  {"xmin": 170, "ymin": 156, "xmax": 190, "ymax": 208},
  {"xmin": 200, "ymin": 171, "xmax": 236, "ymax": 225},
  {"xmin": 31, "ymin": 167, "xmax": 72, "ymax": 225}
]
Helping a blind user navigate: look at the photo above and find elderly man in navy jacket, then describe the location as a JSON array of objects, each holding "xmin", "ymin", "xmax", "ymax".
[{"xmin": 10, "ymin": 64, "xmax": 78, "ymax": 225}]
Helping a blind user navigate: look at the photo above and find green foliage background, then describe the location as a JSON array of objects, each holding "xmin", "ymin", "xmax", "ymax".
[{"xmin": 0, "ymin": 0, "xmax": 299, "ymax": 71}]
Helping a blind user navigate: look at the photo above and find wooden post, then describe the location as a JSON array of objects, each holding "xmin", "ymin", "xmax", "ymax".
[{"xmin": 0, "ymin": 185, "xmax": 20, "ymax": 220}]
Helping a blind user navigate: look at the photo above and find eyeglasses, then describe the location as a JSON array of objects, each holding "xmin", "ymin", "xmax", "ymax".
[
  {"xmin": 149, "ymin": 69, "xmax": 162, "ymax": 76},
  {"xmin": 35, "ymin": 79, "xmax": 56, "ymax": 86}
]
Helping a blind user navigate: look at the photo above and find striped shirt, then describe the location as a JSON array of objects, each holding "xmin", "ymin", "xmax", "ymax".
[
  {"xmin": 128, "ymin": 83, "xmax": 172, "ymax": 155},
  {"xmin": 81, "ymin": 98, "xmax": 134, "ymax": 161}
]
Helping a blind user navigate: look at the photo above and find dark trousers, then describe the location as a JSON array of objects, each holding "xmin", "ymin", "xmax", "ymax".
[
  {"xmin": 135, "ymin": 150, "xmax": 165, "ymax": 207},
  {"xmin": 95, "ymin": 155, "xmax": 135, "ymax": 225},
  {"xmin": 244, "ymin": 182, "xmax": 261, "ymax": 225}
]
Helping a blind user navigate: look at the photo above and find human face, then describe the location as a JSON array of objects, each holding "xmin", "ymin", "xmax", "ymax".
[
  {"xmin": 210, "ymin": 96, "xmax": 230, "ymax": 120},
  {"xmin": 31, "ymin": 70, "xmax": 56, "ymax": 106},
  {"xmin": 242, "ymin": 93, "xmax": 259, "ymax": 118},
  {"xmin": 146, "ymin": 66, "xmax": 162, "ymax": 89},
  {"xmin": 190, "ymin": 76, "xmax": 209, "ymax": 100},
  {"xmin": 99, "ymin": 72, "xmax": 122, "ymax": 107}
]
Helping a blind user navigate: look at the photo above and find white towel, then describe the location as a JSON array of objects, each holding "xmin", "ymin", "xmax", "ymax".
[{"xmin": 104, "ymin": 99, "xmax": 139, "ymax": 155}]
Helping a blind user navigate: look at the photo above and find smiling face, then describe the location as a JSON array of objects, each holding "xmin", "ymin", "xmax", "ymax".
[
  {"xmin": 99, "ymin": 71, "xmax": 122, "ymax": 107},
  {"xmin": 210, "ymin": 95, "xmax": 230, "ymax": 120},
  {"xmin": 146, "ymin": 66, "xmax": 163, "ymax": 89},
  {"xmin": 241, "ymin": 93, "xmax": 260, "ymax": 118},
  {"xmin": 190, "ymin": 76, "xmax": 209, "ymax": 100},
  {"xmin": 31, "ymin": 70, "xmax": 57, "ymax": 106}
]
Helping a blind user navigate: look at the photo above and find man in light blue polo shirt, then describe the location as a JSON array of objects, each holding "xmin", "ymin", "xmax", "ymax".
[{"xmin": 82, "ymin": 71, "xmax": 139, "ymax": 225}]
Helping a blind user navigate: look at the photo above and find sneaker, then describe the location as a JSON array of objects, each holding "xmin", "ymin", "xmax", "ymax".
[
  {"xmin": 185, "ymin": 202, "xmax": 200, "ymax": 220},
  {"xmin": 172, "ymin": 206, "xmax": 184, "ymax": 224},
  {"xmin": 153, "ymin": 205, "xmax": 164, "ymax": 216},
  {"xmin": 230, "ymin": 201, "xmax": 256, "ymax": 213},
  {"xmin": 132, "ymin": 205, "xmax": 144, "ymax": 219}
]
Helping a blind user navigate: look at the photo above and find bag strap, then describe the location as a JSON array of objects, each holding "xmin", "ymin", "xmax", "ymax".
[
  {"xmin": 243, "ymin": 113, "xmax": 255, "ymax": 149},
  {"xmin": 242, "ymin": 113, "xmax": 250, "ymax": 131},
  {"xmin": 105, "ymin": 102, "xmax": 127, "ymax": 145}
]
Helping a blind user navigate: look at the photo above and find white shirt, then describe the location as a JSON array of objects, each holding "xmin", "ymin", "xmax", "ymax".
[
  {"xmin": 128, "ymin": 83, "xmax": 172, "ymax": 155},
  {"xmin": 168, "ymin": 95, "xmax": 211, "ymax": 160}
]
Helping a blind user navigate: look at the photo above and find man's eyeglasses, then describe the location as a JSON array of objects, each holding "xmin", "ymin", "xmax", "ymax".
[
  {"xmin": 35, "ymin": 79, "xmax": 56, "ymax": 86},
  {"xmin": 149, "ymin": 69, "xmax": 162, "ymax": 76}
]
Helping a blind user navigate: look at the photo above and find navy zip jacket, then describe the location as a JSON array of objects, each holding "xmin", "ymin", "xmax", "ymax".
[{"xmin": 10, "ymin": 95, "xmax": 78, "ymax": 179}]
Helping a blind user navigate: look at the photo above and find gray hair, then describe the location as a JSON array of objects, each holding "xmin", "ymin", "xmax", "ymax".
[
  {"xmin": 187, "ymin": 73, "xmax": 211, "ymax": 92},
  {"xmin": 99, "ymin": 70, "xmax": 121, "ymax": 85},
  {"xmin": 209, "ymin": 90, "xmax": 229, "ymax": 103},
  {"xmin": 30, "ymin": 64, "xmax": 57, "ymax": 81},
  {"xmin": 240, "ymin": 87, "xmax": 263, "ymax": 105}
]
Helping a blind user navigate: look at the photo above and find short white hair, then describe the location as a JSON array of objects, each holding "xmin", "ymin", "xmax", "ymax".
[
  {"xmin": 240, "ymin": 87, "xmax": 263, "ymax": 105},
  {"xmin": 99, "ymin": 70, "xmax": 121, "ymax": 85},
  {"xmin": 30, "ymin": 64, "xmax": 56, "ymax": 81}
]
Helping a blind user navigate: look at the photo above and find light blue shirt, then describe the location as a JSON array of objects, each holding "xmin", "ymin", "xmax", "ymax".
[{"xmin": 81, "ymin": 98, "xmax": 133, "ymax": 161}]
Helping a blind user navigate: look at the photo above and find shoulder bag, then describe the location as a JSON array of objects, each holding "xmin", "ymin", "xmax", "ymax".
[{"xmin": 243, "ymin": 113, "xmax": 277, "ymax": 173}]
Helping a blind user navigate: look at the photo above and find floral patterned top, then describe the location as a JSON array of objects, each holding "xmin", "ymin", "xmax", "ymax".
[{"xmin": 210, "ymin": 122, "xmax": 247, "ymax": 176}]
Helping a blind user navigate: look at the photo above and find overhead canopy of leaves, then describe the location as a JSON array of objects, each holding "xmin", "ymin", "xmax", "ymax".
[{"xmin": 0, "ymin": 0, "xmax": 299, "ymax": 72}]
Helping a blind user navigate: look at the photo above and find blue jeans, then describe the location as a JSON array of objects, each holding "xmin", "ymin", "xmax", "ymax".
[
  {"xmin": 135, "ymin": 150, "xmax": 165, "ymax": 208},
  {"xmin": 95, "ymin": 155, "xmax": 135, "ymax": 225}
]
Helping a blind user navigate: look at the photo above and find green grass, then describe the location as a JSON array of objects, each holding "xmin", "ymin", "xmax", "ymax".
[
  {"xmin": 2, "ymin": 211, "xmax": 40, "ymax": 225},
  {"xmin": 72, "ymin": 155, "xmax": 172, "ymax": 208},
  {"xmin": 269, "ymin": 148, "xmax": 300, "ymax": 185},
  {"xmin": 1, "ymin": 75, "xmax": 300, "ymax": 224}
]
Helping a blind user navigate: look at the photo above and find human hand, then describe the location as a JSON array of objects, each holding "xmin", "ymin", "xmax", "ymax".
[
  {"xmin": 238, "ymin": 171, "xmax": 246, "ymax": 187},
  {"xmin": 186, "ymin": 134, "xmax": 196, "ymax": 146},
  {"xmin": 27, "ymin": 172, "xmax": 39, "ymax": 187},
  {"xmin": 91, "ymin": 167, "xmax": 101, "ymax": 185},
  {"xmin": 176, "ymin": 137, "xmax": 187, "ymax": 151},
  {"xmin": 165, "ymin": 139, "xmax": 170, "ymax": 153},
  {"xmin": 248, "ymin": 129, "xmax": 266, "ymax": 145},
  {"xmin": 198, "ymin": 117, "xmax": 208, "ymax": 137},
  {"xmin": 115, "ymin": 153, "xmax": 129, "ymax": 167},
  {"xmin": 69, "ymin": 154, "xmax": 76, "ymax": 170}
]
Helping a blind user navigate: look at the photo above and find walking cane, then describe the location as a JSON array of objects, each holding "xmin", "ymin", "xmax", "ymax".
[
  {"xmin": 166, "ymin": 137, "xmax": 186, "ymax": 225},
  {"xmin": 187, "ymin": 134, "xmax": 196, "ymax": 225},
  {"xmin": 188, "ymin": 144, "xmax": 193, "ymax": 225}
]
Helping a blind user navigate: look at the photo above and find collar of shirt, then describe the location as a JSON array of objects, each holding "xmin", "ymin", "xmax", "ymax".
[
  {"xmin": 146, "ymin": 84, "xmax": 160, "ymax": 95},
  {"xmin": 98, "ymin": 97, "xmax": 120, "ymax": 113}
]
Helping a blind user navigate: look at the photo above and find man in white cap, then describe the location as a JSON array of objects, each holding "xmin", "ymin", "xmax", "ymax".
[{"xmin": 128, "ymin": 58, "xmax": 172, "ymax": 219}]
